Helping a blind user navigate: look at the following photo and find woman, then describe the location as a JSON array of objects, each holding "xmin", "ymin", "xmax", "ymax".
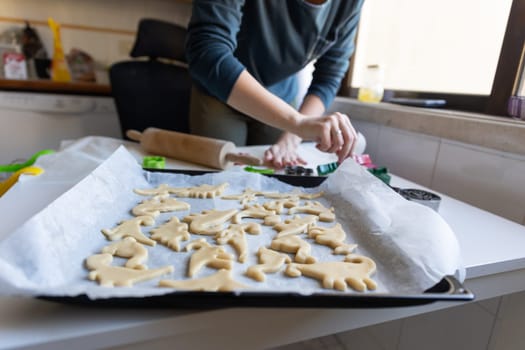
[{"xmin": 186, "ymin": 0, "xmax": 364, "ymax": 168}]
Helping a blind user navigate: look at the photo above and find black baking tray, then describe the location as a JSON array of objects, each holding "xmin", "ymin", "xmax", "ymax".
[
  {"xmin": 41, "ymin": 275, "xmax": 472, "ymax": 308},
  {"xmin": 41, "ymin": 169, "xmax": 474, "ymax": 308}
]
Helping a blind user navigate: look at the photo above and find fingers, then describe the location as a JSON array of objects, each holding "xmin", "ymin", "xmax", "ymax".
[
  {"xmin": 263, "ymin": 144, "xmax": 307, "ymax": 169},
  {"xmin": 264, "ymin": 145, "xmax": 284, "ymax": 168},
  {"xmin": 336, "ymin": 115, "xmax": 357, "ymax": 163},
  {"xmin": 314, "ymin": 112, "xmax": 357, "ymax": 163},
  {"xmin": 263, "ymin": 148, "xmax": 274, "ymax": 162},
  {"xmin": 316, "ymin": 122, "xmax": 332, "ymax": 152}
]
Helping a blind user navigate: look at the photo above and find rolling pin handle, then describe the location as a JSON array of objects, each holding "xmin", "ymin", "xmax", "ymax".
[{"xmin": 126, "ymin": 130, "xmax": 143, "ymax": 142}]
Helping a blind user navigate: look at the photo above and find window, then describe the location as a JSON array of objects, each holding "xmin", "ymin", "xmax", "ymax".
[
  {"xmin": 515, "ymin": 44, "xmax": 525, "ymax": 97},
  {"xmin": 342, "ymin": 0, "xmax": 525, "ymax": 116}
]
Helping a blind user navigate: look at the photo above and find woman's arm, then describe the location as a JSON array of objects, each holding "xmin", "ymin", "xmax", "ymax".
[
  {"xmin": 262, "ymin": 94, "xmax": 324, "ymax": 168},
  {"xmin": 228, "ymin": 71, "xmax": 356, "ymax": 165}
]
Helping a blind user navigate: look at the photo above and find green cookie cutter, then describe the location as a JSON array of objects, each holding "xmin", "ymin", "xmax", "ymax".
[
  {"xmin": 142, "ymin": 156, "xmax": 166, "ymax": 169},
  {"xmin": 244, "ymin": 166, "xmax": 275, "ymax": 174},
  {"xmin": 0, "ymin": 149, "xmax": 55, "ymax": 173}
]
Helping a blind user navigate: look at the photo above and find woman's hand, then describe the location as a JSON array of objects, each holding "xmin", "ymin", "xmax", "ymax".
[
  {"xmin": 294, "ymin": 112, "xmax": 357, "ymax": 164},
  {"xmin": 264, "ymin": 132, "xmax": 307, "ymax": 169},
  {"xmin": 226, "ymin": 73, "xmax": 356, "ymax": 163}
]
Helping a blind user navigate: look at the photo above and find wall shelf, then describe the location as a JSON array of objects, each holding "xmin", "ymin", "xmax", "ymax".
[{"xmin": 0, "ymin": 78, "xmax": 111, "ymax": 96}]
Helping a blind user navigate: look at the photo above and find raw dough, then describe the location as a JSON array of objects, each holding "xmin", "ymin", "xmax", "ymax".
[
  {"xmin": 101, "ymin": 237, "xmax": 148, "ymax": 270},
  {"xmin": 289, "ymin": 201, "xmax": 335, "ymax": 222},
  {"xmin": 222, "ymin": 188, "xmax": 264, "ymax": 205},
  {"xmin": 177, "ymin": 183, "xmax": 229, "ymax": 198},
  {"xmin": 263, "ymin": 190, "xmax": 324, "ymax": 200},
  {"xmin": 132, "ymin": 194, "xmax": 190, "ymax": 217},
  {"xmin": 246, "ymin": 247, "xmax": 291, "ymax": 282},
  {"xmin": 86, "ymin": 253, "xmax": 173, "ymax": 287},
  {"xmin": 263, "ymin": 214, "xmax": 282, "ymax": 226},
  {"xmin": 134, "ymin": 184, "xmax": 185, "ymax": 196},
  {"xmin": 185, "ymin": 239, "xmax": 234, "ymax": 277},
  {"xmin": 262, "ymin": 199, "xmax": 299, "ymax": 214},
  {"xmin": 159, "ymin": 269, "xmax": 247, "ymax": 291},
  {"xmin": 216, "ymin": 223, "xmax": 261, "ymax": 262},
  {"xmin": 150, "ymin": 216, "xmax": 190, "ymax": 251},
  {"xmin": 232, "ymin": 204, "xmax": 279, "ymax": 225},
  {"xmin": 96, "ymin": 181, "xmax": 379, "ymax": 293},
  {"xmin": 101, "ymin": 216, "xmax": 156, "ymax": 246},
  {"xmin": 285, "ymin": 254, "xmax": 377, "ymax": 292},
  {"xmin": 134, "ymin": 183, "xmax": 229, "ymax": 198},
  {"xmin": 308, "ymin": 223, "xmax": 358, "ymax": 255},
  {"xmin": 271, "ymin": 235, "xmax": 316, "ymax": 264},
  {"xmin": 183, "ymin": 209, "xmax": 238, "ymax": 235},
  {"xmin": 273, "ymin": 215, "xmax": 318, "ymax": 238}
]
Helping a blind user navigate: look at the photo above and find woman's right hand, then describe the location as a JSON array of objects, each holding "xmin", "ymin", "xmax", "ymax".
[{"xmin": 294, "ymin": 112, "xmax": 357, "ymax": 164}]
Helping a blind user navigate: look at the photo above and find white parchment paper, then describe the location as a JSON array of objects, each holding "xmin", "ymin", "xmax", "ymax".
[{"xmin": 0, "ymin": 147, "xmax": 462, "ymax": 299}]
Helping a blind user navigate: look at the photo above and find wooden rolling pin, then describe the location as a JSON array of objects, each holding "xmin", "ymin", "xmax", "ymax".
[{"xmin": 126, "ymin": 128, "xmax": 263, "ymax": 169}]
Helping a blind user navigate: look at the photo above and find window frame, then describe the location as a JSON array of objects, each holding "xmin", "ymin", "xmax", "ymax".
[{"xmin": 340, "ymin": 0, "xmax": 525, "ymax": 117}]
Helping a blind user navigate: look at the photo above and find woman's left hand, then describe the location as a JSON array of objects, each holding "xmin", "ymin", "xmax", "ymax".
[
  {"xmin": 293, "ymin": 111, "xmax": 357, "ymax": 164},
  {"xmin": 264, "ymin": 132, "xmax": 307, "ymax": 169}
]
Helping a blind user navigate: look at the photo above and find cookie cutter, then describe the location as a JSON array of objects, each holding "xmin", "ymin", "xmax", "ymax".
[
  {"xmin": 317, "ymin": 162, "xmax": 339, "ymax": 176},
  {"xmin": 244, "ymin": 166, "xmax": 275, "ymax": 174},
  {"xmin": 0, "ymin": 166, "xmax": 44, "ymax": 197},
  {"xmin": 394, "ymin": 188, "xmax": 442, "ymax": 212},
  {"xmin": 142, "ymin": 156, "xmax": 166, "ymax": 169},
  {"xmin": 285, "ymin": 165, "xmax": 314, "ymax": 176},
  {"xmin": 0, "ymin": 149, "xmax": 54, "ymax": 173},
  {"xmin": 368, "ymin": 167, "xmax": 391, "ymax": 185}
]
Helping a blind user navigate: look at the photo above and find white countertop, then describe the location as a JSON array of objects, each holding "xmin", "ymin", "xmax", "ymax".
[{"xmin": 1, "ymin": 136, "xmax": 525, "ymax": 350}]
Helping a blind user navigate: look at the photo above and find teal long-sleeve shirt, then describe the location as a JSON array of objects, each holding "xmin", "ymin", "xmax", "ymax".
[{"xmin": 186, "ymin": 0, "xmax": 364, "ymax": 109}]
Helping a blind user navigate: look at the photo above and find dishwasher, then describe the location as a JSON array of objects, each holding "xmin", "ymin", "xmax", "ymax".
[{"xmin": 0, "ymin": 91, "xmax": 122, "ymax": 164}]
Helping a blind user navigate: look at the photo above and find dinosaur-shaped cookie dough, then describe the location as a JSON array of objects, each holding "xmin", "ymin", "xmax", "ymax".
[
  {"xmin": 159, "ymin": 269, "xmax": 248, "ymax": 291},
  {"xmin": 262, "ymin": 199, "xmax": 299, "ymax": 214},
  {"xmin": 132, "ymin": 194, "xmax": 190, "ymax": 218},
  {"xmin": 246, "ymin": 247, "xmax": 291, "ymax": 282},
  {"xmin": 135, "ymin": 183, "xmax": 229, "ymax": 198},
  {"xmin": 86, "ymin": 253, "xmax": 173, "ymax": 287},
  {"xmin": 101, "ymin": 215, "xmax": 156, "ymax": 246},
  {"xmin": 216, "ymin": 223, "xmax": 261, "ymax": 262},
  {"xmin": 285, "ymin": 254, "xmax": 377, "ymax": 292},
  {"xmin": 185, "ymin": 239, "xmax": 234, "ymax": 277},
  {"xmin": 222, "ymin": 188, "xmax": 264, "ymax": 205},
  {"xmin": 150, "ymin": 216, "xmax": 190, "ymax": 251},
  {"xmin": 273, "ymin": 215, "xmax": 318, "ymax": 238},
  {"xmin": 134, "ymin": 184, "xmax": 187, "ymax": 196},
  {"xmin": 177, "ymin": 183, "xmax": 229, "ymax": 198},
  {"xmin": 101, "ymin": 237, "xmax": 148, "ymax": 270},
  {"xmin": 289, "ymin": 201, "xmax": 336, "ymax": 222},
  {"xmin": 308, "ymin": 223, "xmax": 358, "ymax": 255},
  {"xmin": 183, "ymin": 209, "xmax": 238, "ymax": 235},
  {"xmin": 233, "ymin": 204, "xmax": 279, "ymax": 225},
  {"xmin": 263, "ymin": 191, "xmax": 324, "ymax": 200},
  {"xmin": 270, "ymin": 235, "xmax": 316, "ymax": 264}
]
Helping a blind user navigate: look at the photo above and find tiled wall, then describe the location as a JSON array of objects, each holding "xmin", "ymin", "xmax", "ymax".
[
  {"xmin": 352, "ymin": 120, "xmax": 525, "ymax": 224},
  {"xmin": 0, "ymin": 0, "xmax": 192, "ymax": 70}
]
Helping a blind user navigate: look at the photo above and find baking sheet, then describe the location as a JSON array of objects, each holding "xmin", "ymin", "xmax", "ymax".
[{"xmin": 0, "ymin": 146, "xmax": 463, "ymax": 300}]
